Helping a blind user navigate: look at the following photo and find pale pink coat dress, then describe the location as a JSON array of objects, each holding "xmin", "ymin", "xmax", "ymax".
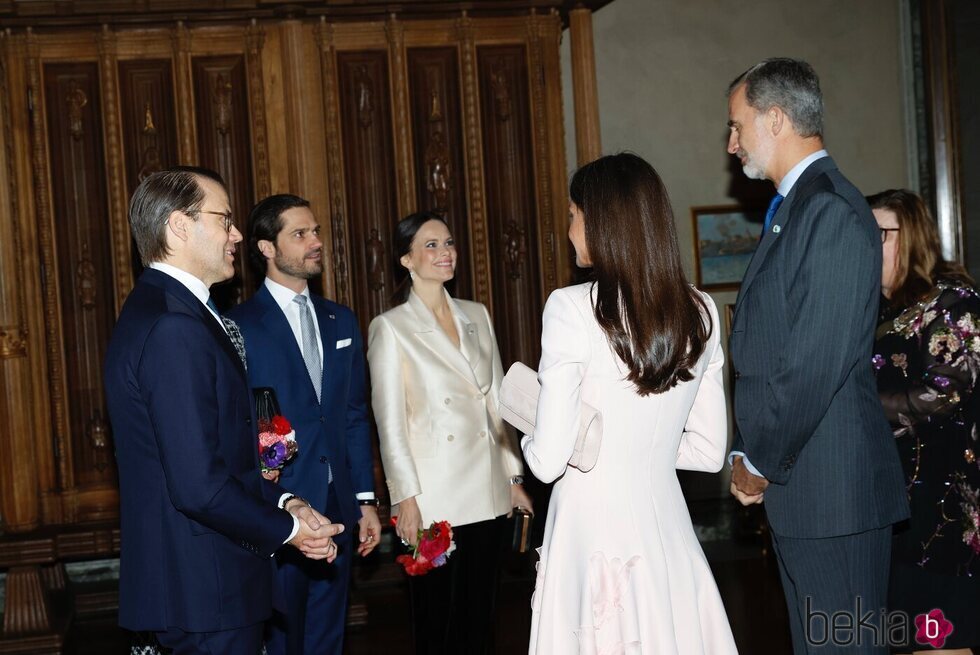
[{"xmin": 522, "ymin": 283, "xmax": 738, "ymax": 655}]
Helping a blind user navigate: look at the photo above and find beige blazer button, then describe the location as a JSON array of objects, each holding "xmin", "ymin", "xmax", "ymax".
[
  {"xmin": 478, "ymin": 430, "xmax": 487, "ymax": 438},
  {"xmin": 447, "ymin": 434, "xmax": 455, "ymax": 442},
  {"xmin": 444, "ymin": 398, "xmax": 451, "ymax": 405},
  {"xmin": 474, "ymin": 393, "xmax": 484, "ymax": 400}
]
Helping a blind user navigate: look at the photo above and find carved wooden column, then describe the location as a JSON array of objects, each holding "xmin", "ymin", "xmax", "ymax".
[
  {"xmin": 0, "ymin": 31, "xmax": 39, "ymax": 533},
  {"xmin": 568, "ymin": 7, "xmax": 601, "ymax": 166},
  {"xmin": 316, "ymin": 18, "xmax": 349, "ymax": 306},
  {"xmin": 921, "ymin": 0, "xmax": 964, "ymax": 263},
  {"xmin": 386, "ymin": 14, "xmax": 415, "ymax": 219},
  {"xmin": 172, "ymin": 22, "xmax": 198, "ymax": 164},
  {"xmin": 97, "ymin": 25, "xmax": 133, "ymax": 313},
  {"xmin": 456, "ymin": 12, "xmax": 492, "ymax": 310},
  {"xmin": 245, "ymin": 19, "xmax": 272, "ymax": 201}
]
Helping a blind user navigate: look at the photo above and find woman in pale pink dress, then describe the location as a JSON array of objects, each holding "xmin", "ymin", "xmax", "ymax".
[{"xmin": 522, "ymin": 153, "xmax": 738, "ymax": 654}]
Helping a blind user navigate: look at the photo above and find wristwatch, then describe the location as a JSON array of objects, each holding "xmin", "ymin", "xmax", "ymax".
[
  {"xmin": 358, "ymin": 498, "xmax": 380, "ymax": 508},
  {"xmin": 510, "ymin": 475, "xmax": 524, "ymax": 485},
  {"xmin": 282, "ymin": 494, "xmax": 310, "ymax": 510}
]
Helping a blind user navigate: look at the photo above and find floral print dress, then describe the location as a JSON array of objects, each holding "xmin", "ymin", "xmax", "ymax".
[{"xmin": 873, "ymin": 281, "xmax": 980, "ymax": 649}]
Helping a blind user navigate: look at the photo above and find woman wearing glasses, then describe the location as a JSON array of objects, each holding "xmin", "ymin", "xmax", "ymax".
[{"xmin": 869, "ymin": 189, "xmax": 980, "ymax": 654}]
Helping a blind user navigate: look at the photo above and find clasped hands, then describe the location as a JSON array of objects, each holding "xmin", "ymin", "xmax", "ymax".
[
  {"xmin": 730, "ymin": 455, "xmax": 768, "ymax": 506},
  {"xmin": 285, "ymin": 499, "xmax": 344, "ymax": 562}
]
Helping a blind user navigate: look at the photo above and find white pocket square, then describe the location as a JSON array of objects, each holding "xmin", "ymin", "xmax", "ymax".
[{"xmin": 336, "ymin": 338, "xmax": 352, "ymax": 349}]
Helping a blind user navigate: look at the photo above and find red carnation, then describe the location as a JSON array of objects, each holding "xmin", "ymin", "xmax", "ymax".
[
  {"xmin": 419, "ymin": 521, "xmax": 452, "ymax": 561},
  {"xmin": 271, "ymin": 415, "xmax": 292, "ymax": 435}
]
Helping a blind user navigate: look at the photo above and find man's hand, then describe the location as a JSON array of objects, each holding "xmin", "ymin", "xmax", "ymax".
[
  {"xmin": 395, "ymin": 496, "xmax": 422, "ymax": 548},
  {"xmin": 508, "ymin": 484, "xmax": 534, "ymax": 517},
  {"xmin": 731, "ymin": 456, "xmax": 768, "ymax": 505},
  {"xmin": 286, "ymin": 501, "xmax": 344, "ymax": 561},
  {"xmin": 261, "ymin": 469, "xmax": 280, "ymax": 483},
  {"xmin": 356, "ymin": 505, "xmax": 381, "ymax": 557}
]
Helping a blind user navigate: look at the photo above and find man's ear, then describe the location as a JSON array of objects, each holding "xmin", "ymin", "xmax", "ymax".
[
  {"xmin": 258, "ymin": 239, "xmax": 276, "ymax": 261},
  {"xmin": 769, "ymin": 106, "xmax": 786, "ymax": 137},
  {"xmin": 167, "ymin": 209, "xmax": 191, "ymax": 244}
]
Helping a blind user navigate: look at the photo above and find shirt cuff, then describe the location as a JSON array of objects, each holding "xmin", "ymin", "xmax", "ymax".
[
  {"xmin": 729, "ymin": 450, "xmax": 763, "ymax": 477},
  {"xmin": 278, "ymin": 492, "xmax": 301, "ymax": 549},
  {"xmin": 355, "ymin": 492, "xmax": 376, "ymax": 501}
]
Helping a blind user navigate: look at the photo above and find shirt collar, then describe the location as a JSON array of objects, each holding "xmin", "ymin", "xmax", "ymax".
[
  {"xmin": 777, "ymin": 149, "xmax": 828, "ymax": 197},
  {"xmin": 264, "ymin": 277, "xmax": 310, "ymax": 312},
  {"xmin": 148, "ymin": 262, "xmax": 211, "ymax": 306}
]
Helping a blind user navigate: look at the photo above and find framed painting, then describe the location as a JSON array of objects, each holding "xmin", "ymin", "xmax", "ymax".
[{"xmin": 692, "ymin": 205, "xmax": 765, "ymax": 290}]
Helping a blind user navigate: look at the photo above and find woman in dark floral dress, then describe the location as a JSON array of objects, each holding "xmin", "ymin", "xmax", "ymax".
[{"xmin": 870, "ymin": 189, "xmax": 980, "ymax": 654}]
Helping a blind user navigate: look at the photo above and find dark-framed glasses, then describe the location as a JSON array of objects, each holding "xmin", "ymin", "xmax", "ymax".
[
  {"xmin": 194, "ymin": 210, "xmax": 235, "ymax": 233},
  {"xmin": 879, "ymin": 227, "xmax": 900, "ymax": 244}
]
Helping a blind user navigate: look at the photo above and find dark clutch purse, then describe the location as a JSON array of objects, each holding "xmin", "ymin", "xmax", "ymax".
[
  {"xmin": 253, "ymin": 386, "xmax": 282, "ymax": 422},
  {"xmin": 511, "ymin": 507, "xmax": 534, "ymax": 553}
]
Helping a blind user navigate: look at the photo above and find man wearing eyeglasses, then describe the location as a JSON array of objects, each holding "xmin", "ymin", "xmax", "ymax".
[{"xmin": 105, "ymin": 166, "xmax": 344, "ymax": 654}]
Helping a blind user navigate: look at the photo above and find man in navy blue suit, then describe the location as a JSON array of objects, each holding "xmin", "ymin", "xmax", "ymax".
[
  {"xmin": 105, "ymin": 168, "xmax": 344, "ymax": 655},
  {"xmin": 228, "ymin": 194, "xmax": 379, "ymax": 655},
  {"xmin": 725, "ymin": 61, "xmax": 907, "ymax": 653}
]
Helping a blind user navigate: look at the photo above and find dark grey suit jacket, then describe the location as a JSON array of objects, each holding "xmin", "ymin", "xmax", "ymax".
[{"xmin": 730, "ymin": 156, "xmax": 908, "ymax": 539}]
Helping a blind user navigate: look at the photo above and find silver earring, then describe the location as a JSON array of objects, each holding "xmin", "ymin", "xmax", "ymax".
[{"xmin": 409, "ymin": 270, "xmax": 416, "ymax": 281}]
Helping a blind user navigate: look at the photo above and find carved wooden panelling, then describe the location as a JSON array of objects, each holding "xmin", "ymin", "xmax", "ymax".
[
  {"xmin": 406, "ymin": 46, "xmax": 472, "ymax": 301},
  {"xmin": 118, "ymin": 59, "xmax": 179, "ymax": 278},
  {"xmin": 191, "ymin": 55, "xmax": 255, "ymax": 307},
  {"xmin": 336, "ymin": 51, "xmax": 398, "ymax": 332},
  {"xmin": 476, "ymin": 46, "xmax": 542, "ymax": 368},
  {"xmin": 43, "ymin": 63, "xmax": 118, "ymax": 487}
]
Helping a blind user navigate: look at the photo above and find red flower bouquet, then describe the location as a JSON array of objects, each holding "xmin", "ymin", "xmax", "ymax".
[
  {"xmin": 393, "ymin": 519, "xmax": 456, "ymax": 576},
  {"xmin": 258, "ymin": 415, "xmax": 298, "ymax": 472}
]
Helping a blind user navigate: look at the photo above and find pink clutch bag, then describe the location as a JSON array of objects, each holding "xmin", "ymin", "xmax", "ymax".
[{"xmin": 499, "ymin": 362, "xmax": 602, "ymax": 472}]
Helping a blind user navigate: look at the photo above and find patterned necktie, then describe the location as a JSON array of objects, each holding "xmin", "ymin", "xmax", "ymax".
[
  {"xmin": 763, "ymin": 193, "xmax": 785, "ymax": 235},
  {"xmin": 206, "ymin": 296, "xmax": 247, "ymax": 370},
  {"xmin": 293, "ymin": 295, "xmax": 322, "ymax": 402}
]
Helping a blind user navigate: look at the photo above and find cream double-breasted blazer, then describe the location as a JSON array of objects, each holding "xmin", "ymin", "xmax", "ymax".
[{"xmin": 367, "ymin": 289, "xmax": 523, "ymax": 528}]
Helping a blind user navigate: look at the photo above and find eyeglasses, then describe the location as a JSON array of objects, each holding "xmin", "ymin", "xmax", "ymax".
[
  {"xmin": 879, "ymin": 227, "xmax": 900, "ymax": 244},
  {"xmin": 193, "ymin": 210, "xmax": 235, "ymax": 233}
]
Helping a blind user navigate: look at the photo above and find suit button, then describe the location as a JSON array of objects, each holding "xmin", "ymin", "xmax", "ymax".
[
  {"xmin": 319, "ymin": 456, "xmax": 328, "ymax": 464},
  {"xmin": 319, "ymin": 416, "xmax": 325, "ymax": 423},
  {"xmin": 447, "ymin": 434, "xmax": 455, "ymax": 442},
  {"xmin": 734, "ymin": 370, "xmax": 741, "ymax": 380},
  {"xmin": 478, "ymin": 430, "xmax": 486, "ymax": 438},
  {"xmin": 444, "ymin": 398, "xmax": 451, "ymax": 405},
  {"xmin": 474, "ymin": 393, "xmax": 483, "ymax": 400},
  {"xmin": 245, "ymin": 417, "xmax": 251, "ymax": 425}
]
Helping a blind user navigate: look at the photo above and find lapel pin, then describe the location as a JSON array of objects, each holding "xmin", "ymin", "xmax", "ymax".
[
  {"xmin": 328, "ymin": 314, "xmax": 335, "ymax": 319},
  {"xmin": 773, "ymin": 225, "xmax": 781, "ymax": 234}
]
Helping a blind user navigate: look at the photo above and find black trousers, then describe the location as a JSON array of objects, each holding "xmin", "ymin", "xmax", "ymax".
[{"xmin": 409, "ymin": 515, "xmax": 508, "ymax": 655}]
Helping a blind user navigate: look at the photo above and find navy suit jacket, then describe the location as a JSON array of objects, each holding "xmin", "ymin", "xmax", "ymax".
[
  {"xmin": 730, "ymin": 157, "xmax": 909, "ymax": 538},
  {"xmin": 105, "ymin": 268, "xmax": 294, "ymax": 632},
  {"xmin": 228, "ymin": 284, "xmax": 373, "ymax": 530}
]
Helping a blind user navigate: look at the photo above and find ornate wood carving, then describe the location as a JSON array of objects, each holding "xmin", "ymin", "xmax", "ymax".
[
  {"xmin": 43, "ymin": 61, "xmax": 118, "ymax": 492},
  {"xmin": 0, "ymin": 325, "xmax": 28, "ymax": 359},
  {"xmin": 455, "ymin": 14, "xmax": 492, "ymax": 310},
  {"xmin": 407, "ymin": 45, "xmax": 471, "ymax": 300},
  {"xmin": 385, "ymin": 14, "xmax": 414, "ymax": 218},
  {"xmin": 365, "ymin": 228, "xmax": 385, "ymax": 292},
  {"xmin": 26, "ymin": 31, "xmax": 74, "ymax": 499},
  {"xmin": 477, "ymin": 44, "xmax": 542, "ymax": 367},
  {"xmin": 337, "ymin": 50, "xmax": 398, "ymax": 327},
  {"xmin": 315, "ymin": 18, "xmax": 351, "ymax": 307},
  {"xmin": 192, "ymin": 54, "xmax": 255, "ymax": 306},
  {"xmin": 172, "ymin": 21, "xmax": 197, "ymax": 164},
  {"xmin": 245, "ymin": 19, "xmax": 271, "ymax": 200},
  {"xmin": 97, "ymin": 26, "xmax": 134, "ymax": 313},
  {"xmin": 527, "ymin": 10, "xmax": 559, "ymax": 295},
  {"xmin": 65, "ymin": 82, "xmax": 88, "ymax": 140}
]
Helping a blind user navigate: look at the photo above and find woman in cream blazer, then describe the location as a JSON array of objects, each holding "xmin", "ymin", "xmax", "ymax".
[{"xmin": 367, "ymin": 211, "xmax": 529, "ymax": 654}]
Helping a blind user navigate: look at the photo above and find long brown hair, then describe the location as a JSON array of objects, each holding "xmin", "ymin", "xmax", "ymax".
[
  {"xmin": 866, "ymin": 189, "xmax": 972, "ymax": 309},
  {"xmin": 570, "ymin": 153, "xmax": 711, "ymax": 396}
]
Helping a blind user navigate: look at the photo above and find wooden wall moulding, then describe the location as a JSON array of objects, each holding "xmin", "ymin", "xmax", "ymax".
[
  {"xmin": 385, "ymin": 14, "xmax": 415, "ymax": 219},
  {"xmin": 407, "ymin": 46, "xmax": 471, "ymax": 301},
  {"xmin": 42, "ymin": 62, "xmax": 118, "ymax": 496},
  {"xmin": 0, "ymin": 325, "xmax": 28, "ymax": 359},
  {"xmin": 192, "ymin": 54, "xmax": 256, "ymax": 307},
  {"xmin": 477, "ymin": 44, "xmax": 543, "ymax": 368},
  {"xmin": 336, "ymin": 50, "xmax": 398, "ymax": 333},
  {"xmin": 244, "ymin": 19, "xmax": 271, "ymax": 201}
]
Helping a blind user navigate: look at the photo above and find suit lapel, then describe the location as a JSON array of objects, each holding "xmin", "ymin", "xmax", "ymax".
[
  {"xmin": 408, "ymin": 289, "xmax": 479, "ymax": 388},
  {"xmin": 254, "ymin": 285, "xmax": 321, "ymax": 402},
  {"xmin": 312, "ymin": 297, "xmax": 337, "ymax": 408},
  {"xmin": 735, "ymin": 157, "xmax": 837, "ymax": 320}
]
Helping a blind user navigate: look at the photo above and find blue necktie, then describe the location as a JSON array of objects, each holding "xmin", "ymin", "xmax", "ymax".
[
  {"xmin": 206, "ymin": 296, "xmax": 220, "ymax": 315},
  {"xmin": 763, "ymin": 193, "xmax": 784, "ymax": 235}
]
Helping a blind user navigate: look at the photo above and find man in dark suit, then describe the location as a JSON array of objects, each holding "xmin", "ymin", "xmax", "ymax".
[
  {"xmin": 105, "ymin": 167, "xmax": 343, "ymax": 654},
  {"xmin": 228, "ymin": 194, "xmax": 379, "ymax": 655},
  {"xmin": 726, "ymin": 60, "xmax": 909, "ymax": 654}
]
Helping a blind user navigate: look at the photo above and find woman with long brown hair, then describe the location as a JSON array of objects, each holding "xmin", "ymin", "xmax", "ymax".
[
  {"xmin": 522, "ymin": 153, "xmax": 737, "ymax": 654},
  {"xmin": 869, "ymin": 189, "xmax": 980, "ymax": 655}
]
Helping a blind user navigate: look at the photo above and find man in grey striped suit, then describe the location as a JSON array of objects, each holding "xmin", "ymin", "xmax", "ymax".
[{"xmin": 726, "ymin": 59, "xmax": 908, "ymax": 654}]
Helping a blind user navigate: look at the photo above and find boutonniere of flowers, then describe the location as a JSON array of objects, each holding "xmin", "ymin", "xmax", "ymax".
[
  {"xmin": 258, "ymin": 415, "xmax": 298, "ymax": 471},
  {"xmin": 390, "ymin": 517, "xmax": 456, "ymax": 576}
]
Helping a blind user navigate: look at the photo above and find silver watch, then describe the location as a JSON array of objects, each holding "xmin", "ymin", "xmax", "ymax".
[{"xmin": 510, "ymin": 475, "xmax": 524, "ymax": 485}]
